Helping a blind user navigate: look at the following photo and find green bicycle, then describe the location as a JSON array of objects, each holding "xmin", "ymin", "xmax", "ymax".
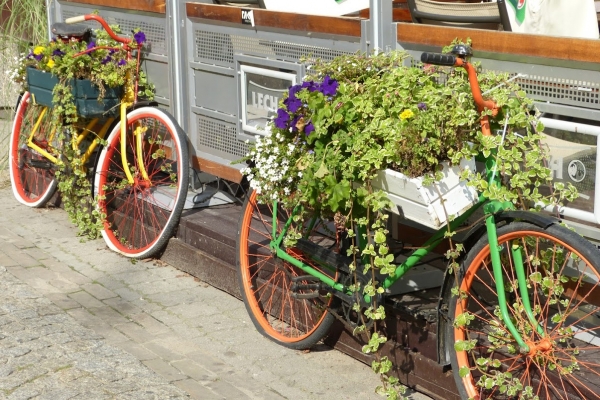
[{"xmin": 236, "ymin": 46, "xmax": 600, "ymax": 399}]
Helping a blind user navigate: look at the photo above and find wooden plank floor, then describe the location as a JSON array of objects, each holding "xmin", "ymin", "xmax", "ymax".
[{"xmin": 160, "ymin": 202, "xmax": 460, "ymax": 400}]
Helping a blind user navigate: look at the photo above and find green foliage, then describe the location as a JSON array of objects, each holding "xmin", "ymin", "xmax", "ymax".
[
  {"xmin": 241, "ymin": 44, "xmax": 578, "ymax": 400},
  {"xmin": 11, "ymin": 23, "xmax": 153, "ymax": 238},
  {"xmin": 0, "ymin": 0, "xmax": 47, "ymax": 51}
]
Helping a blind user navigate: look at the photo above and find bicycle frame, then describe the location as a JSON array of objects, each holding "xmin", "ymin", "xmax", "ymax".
[
  {"xmin": 267, "ymin": 54, "xmax": 540, "ymax": 353},
  {"xmin": 24, "ymin": 105, "xmax": 114, "ymax": 168}
]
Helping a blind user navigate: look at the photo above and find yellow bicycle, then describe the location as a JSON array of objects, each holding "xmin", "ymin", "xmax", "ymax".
[{"xmin": 9, "ymin": 14, "xmax": 189, "ymax": 258}]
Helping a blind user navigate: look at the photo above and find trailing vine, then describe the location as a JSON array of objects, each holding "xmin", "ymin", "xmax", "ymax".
[{"xmin": 13, "ymin": 22, "xmax": 153, "ymax": 238}]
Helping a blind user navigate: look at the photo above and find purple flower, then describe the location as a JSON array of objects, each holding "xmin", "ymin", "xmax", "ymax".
[
  {"xmin": 288, "ymin": 84, "xmax": 302, "ymax": 97},
  {"xmin": 86, "ymin": 41, "xmax": 96, "ymax": 56},
  {"xmin": 52, "ymin": 49, "xmax": 65, "ymax": 57},
  {"xmin": 417, "ymin": 102, "xmax": 427, "ymax": 111},
  {"xmin": 274, "ymin": 108, "xmax": 290, "ymax": 129},
  {"xmin": 117, "ymin": 59, "xmax": 127, "ymax": 66},
  {"xmin": 319, "ymin": 75, "xmax": 338, "ymax": 96},
  {"xmin": 304, "ymin": 121, "xmax": 314, "ymax": 136},
  {"xmin": 27, "ymin": 51, "xmax": 34, "ymax": 59},
  {"xmin": 101, "ymin": 56, "xmax": 112, "ymax": 65},
  {"xmin": 301, "ymin": 81, "xmax": 319, "ymax": 92},
  {"xmin": 283, "ymin": 95, "xmax": 302, "ymax": 113},
  {"xmin": 134, "ymin": 31, "xmax": 146, "ymax": 45},
  {"xmin": 34, "ymin": 54, "xmax": 43, "ymax": 61}
]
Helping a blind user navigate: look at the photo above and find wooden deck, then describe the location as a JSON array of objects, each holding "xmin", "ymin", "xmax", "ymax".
[{"xmin": 160, "ymin": 201, "xmax": 459, "ymax": 400}]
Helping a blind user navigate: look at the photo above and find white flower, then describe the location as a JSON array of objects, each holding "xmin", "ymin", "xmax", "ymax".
[
  {"xmin": 298, "ymin": 172, "xmax": 303, "ymax": 177},
  {"xmin": 284, "ymin": 187, "xmax": 290, "ymax": 195}
]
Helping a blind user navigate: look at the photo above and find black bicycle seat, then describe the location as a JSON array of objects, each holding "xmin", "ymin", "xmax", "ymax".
[{"xmin": 51, "ymin": 23, "xmax": 91, "ymax": 39}]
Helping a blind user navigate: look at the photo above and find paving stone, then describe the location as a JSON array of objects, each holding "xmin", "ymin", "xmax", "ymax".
[
  {"xmin": 67, "ymin": 291, "xmax": 105, "ymax": 309},
  {"xmin": 142, "ymin": 341, "xmax": 185, "ymax": 362},
  {"xmin": 114, "ymin": 322, "xmax": 156, "ymax": 344},
  {"xmin": 174, "ymin": 379, "xmax": 224, "ymax": 400},
  {"xmin": 45, "ymin": 293, "xmax": 81, "ymax": 310},
  {"xmin": 0, "ymin": 186, "xmax": 433, "ymax": 400},
  {"xmin": 113, "ymin": 340, "xmax": 158, "ymax": 361},
  {"xmin": 142, "ymin": 358, "xmax": 187, "ymax": 382}
]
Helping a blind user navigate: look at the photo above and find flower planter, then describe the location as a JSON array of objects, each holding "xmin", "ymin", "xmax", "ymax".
[
  {"xmin": 371, "ymin": 158, "xmax": 479, "ymax": 230},
  {"xmin": 26, "ymin": 67, "xmax": 122, "ymax": 117}
]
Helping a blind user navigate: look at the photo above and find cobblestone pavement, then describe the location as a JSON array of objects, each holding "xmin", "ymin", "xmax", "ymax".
[{"xmin": 0, "ymin": 183, "xmax": 434, "ymax": 400}]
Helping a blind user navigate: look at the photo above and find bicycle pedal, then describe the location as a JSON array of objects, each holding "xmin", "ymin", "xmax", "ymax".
[
  {"xmin": 291, "ymin": 292, "xmax": 321, "ymax": 300},
  {"xmin": 290, "ymin": 276, "xmax": 322, "ymax": 298},
  {"xmin": 28, "ymin": 160, "xmax": 54, "ymax": 170}
]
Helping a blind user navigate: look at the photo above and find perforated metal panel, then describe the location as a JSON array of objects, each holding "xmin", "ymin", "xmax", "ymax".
[
  {"xmin": 196, "ymin": 115, "xmax": 248, "ymax": 159},
  {"xmin": 194, "ymin": 30, "xmax": 353, "ymax": 66},
  {"xmin": 61, "ymin": 8, "xmax": 168, "ymax": 56},
  {"xmin": 516, "ymin": 75, "xmax": 600, "ymax": 109},
  {"xmin": 190, "ymin": 24, "xmax": 359, "ymax": 160}
]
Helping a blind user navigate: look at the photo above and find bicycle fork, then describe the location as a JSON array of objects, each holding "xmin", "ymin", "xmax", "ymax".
[
  {"xmin": 119, "ymin": 92, "xmax": 149, "ymax": 185},
  {"xmin": 484, "ymin": 203, "xmax": 544, "ymax": 354}
]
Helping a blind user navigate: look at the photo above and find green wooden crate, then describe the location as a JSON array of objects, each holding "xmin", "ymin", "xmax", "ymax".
[{"xmin": 26, "ymin": 67, "xmax": 122, "ymax": 117}]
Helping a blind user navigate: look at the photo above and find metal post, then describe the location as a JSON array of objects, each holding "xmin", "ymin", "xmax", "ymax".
[
  {"xmin": 368, "ymin": 0, "xmax": 393, "ymax": 54},
  {"xmin": 166, "ymin": 0, "xmax": 189, "ymax": 131},
  {"xmin": 46, "ymin": 0, "xmax": 55, "ymax": 40}
]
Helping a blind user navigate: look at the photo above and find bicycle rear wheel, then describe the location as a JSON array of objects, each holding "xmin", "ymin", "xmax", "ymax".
[
  {"xmin": 449, "ymin": 221, "xmax": 600, "ymax": 399},
  {"xmin": 9, "ymin": 92, "xmax": 58, "ymax": 207},
  {"xmin": 236, "ymin": 190, "xmax": 337, "ymax": 349},
  {"xmin": 94, "ymin": 107, "xmax": 189, "ymax": 258}
]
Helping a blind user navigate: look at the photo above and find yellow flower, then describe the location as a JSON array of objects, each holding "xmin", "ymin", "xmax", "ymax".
[
  {"xmin": 33, "ymin": 46, "xmax": 45, "ymax": 55},
  {"xmin": 400, "ymin": 109, "xmax": 414, "ymax": 120},
  {"xmin": 47, "ymin": 59, "xmax": 55, "ymax": 68}
]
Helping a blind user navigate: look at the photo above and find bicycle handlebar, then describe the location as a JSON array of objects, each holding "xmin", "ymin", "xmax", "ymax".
[
  {"xmin": 421, "ymin": 52, "xmax": 498, "ymax": 136},
  {"xmin": 421, "ymin": 52, "xmax": 456, "ymax": 66},
  {"xmin": 65, "ymin": 15, "xmax": 132, "ymax": 45}
]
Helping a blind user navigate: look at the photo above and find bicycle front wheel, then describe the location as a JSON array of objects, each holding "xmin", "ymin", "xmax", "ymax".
[
  {"xmin": 94, "ymin": 107, "xmax": 189, "ymax": 258},
  {"xmin": 449, "ymin": 221, "xmax": 600, "ymax": 399},
  {"xmin": 9, "ymin": 92, "xmax": 58, "ymax": 207},
  {"xmin": 237, "ymin": 190, "xmax": 337, "ymax": 350}
]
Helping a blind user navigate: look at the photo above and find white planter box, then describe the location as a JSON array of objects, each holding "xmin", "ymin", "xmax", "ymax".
[{"xmin": 371, "ymin": 158, "xmax": 478, "ymax": 230}]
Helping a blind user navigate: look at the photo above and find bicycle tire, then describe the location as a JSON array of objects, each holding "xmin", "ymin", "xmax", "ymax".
[
  {"xmin": 9, "ymin": 92, "xmax": 58, "ymax": 207},
  {"xmin": 94, "ymin": 107, "xmax": 189, "ymax": 258},
  {"xmin": 236, "ymin": 189, "xmax": 337, "ymax": 349},
  {"xmin": 448, "ymin": 221, "xmax": 600, "ymax": 399}
]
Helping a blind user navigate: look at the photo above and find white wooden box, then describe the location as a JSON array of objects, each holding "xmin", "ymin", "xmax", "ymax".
[{"xmin": 371, "ymin": 158, "xmax": 478, "ymax": 230}]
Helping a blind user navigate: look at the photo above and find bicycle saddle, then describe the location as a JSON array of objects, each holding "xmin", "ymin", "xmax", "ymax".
[
  {"xmin": 450, "ymin": 44, "xmax": 473, "ymax": 59},
  {"xmin": 51, "ymin": 23, "xmax": 91, "ymax": 40}
]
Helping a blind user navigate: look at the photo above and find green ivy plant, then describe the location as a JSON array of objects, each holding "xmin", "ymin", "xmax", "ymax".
[
  {"xmin": 241, "ymin": 43, "xmax": 578, "ymax": 399},
  {"xmin": 13, "ymin": 22, "xmax": 153, "ymax": 238}
]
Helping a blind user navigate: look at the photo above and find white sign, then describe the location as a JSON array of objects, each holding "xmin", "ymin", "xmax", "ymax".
[{"xmin": 240, "ymin": 65, "xmax": 297, "ymax": 136}]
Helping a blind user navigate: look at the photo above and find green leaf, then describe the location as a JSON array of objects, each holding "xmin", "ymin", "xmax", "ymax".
[
  {"xmin": 314, "ymin": 162, "xmax": 329, "ymax": 178},
  {"xmin": 459, "ymin": 366, "xmax": 471, "ymax": 378}
]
